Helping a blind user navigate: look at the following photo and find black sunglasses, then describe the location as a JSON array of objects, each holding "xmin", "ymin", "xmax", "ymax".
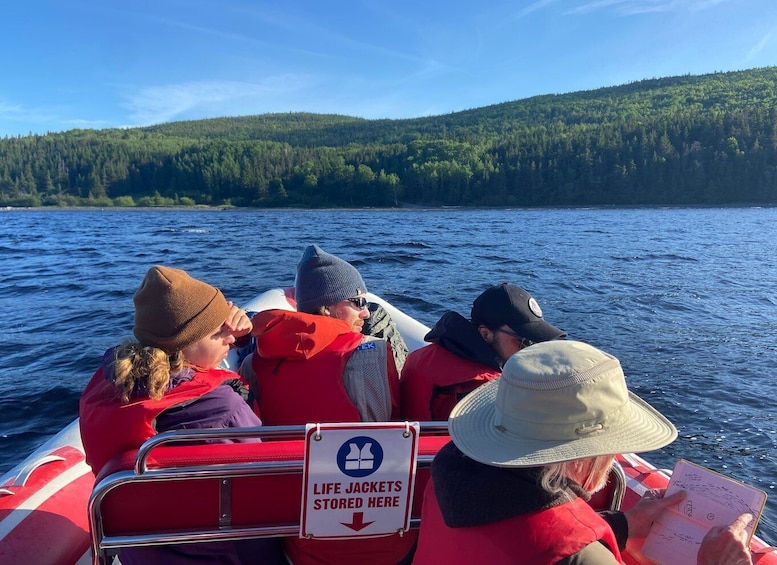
[
  {"xmin": 347, "ymin": 296, "xmax": 368, "ymax": 309},
  {"xmin": 495, "ymin": 328, "xmax": 534, "ymax": 348}
]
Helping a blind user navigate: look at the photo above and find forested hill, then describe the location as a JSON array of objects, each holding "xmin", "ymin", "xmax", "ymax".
[{"xmin": 2, "ymin": 67, "xmax": 777, "ymax": 208}]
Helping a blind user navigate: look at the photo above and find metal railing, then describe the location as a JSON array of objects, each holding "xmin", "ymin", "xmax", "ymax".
[{"xmin": 88, "ymin": 423, "xmax": 449, "ymax": 564}]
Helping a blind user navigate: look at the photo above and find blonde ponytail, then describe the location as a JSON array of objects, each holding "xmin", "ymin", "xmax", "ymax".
[{"xmin": 113, "ymin": 341, "xmax": 184, "ymax": 401}]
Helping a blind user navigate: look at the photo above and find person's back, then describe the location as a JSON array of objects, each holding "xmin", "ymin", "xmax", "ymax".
[
  {"xmin": 401, "ymin": 283, "xmax": 565, "ymax": 421},
  {"xmin": 241, "ymin": 245, "xmax": 400, "ymax": 425},
  {"xmin": 79, "ymin": 265, "xmax": 281, "ymax": 565},
  {"xmin": 239, "ymin": 245, "xmax": 411, "ymax": 565},
  {"xmin": 401, "ymin": 311, "xmax": 502, "ymax": 420},
  {"xmin": 416, "ymin": 441, "xmax": 622, "ymax": 565},
  {"xmin": 414, "ymin": 340, "xmax": 754, "ymax": 565},
  {"xmin": 247, "ymin": 308, "xmax": 397, "ymax": 424}
]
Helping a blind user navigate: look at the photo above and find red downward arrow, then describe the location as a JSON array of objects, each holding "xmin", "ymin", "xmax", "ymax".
[{"xmin": 341, "ymin": 511, "xmax": 374, "ymax": 532}]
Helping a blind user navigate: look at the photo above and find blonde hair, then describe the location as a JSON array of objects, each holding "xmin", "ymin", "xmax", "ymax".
[
  {"xmin": 113, "ymin": 341, "xmax": 184, "ymax": 402},
  {"xmin": 539, "ymin": 455, "xmax": 615, "ymax": 501}
]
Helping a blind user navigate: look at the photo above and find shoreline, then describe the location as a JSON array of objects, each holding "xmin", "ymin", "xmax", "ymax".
[{"xmin": 3, "ymin": 203, "xmax": 776, "ymax": 212}]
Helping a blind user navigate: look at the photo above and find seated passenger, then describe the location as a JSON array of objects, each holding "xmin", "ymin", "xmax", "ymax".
[
  {"xmin": 79, "ymin": 265, "xmax": 281, "ymax": 565},
  {"xmin": 401, "ymin": 282, "xmax": 565, "ymax": 421},
  {"xmin": 413, "ymin": 340, "xmax": 754, "ymax": 565},
  {"xmin": 241, "ymin": 244, "xmax": 401, "ymax": 424},
  {"xmin": 240, "ymin": 245, "xmax": 413, "ymax": 565}
]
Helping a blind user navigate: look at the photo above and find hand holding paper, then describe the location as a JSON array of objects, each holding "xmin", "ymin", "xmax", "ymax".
[
  {"xmin": 696, "ymin": 513, "xmax": 753, "ymax": 565},
  {"xmin": 625, "ymin": 489, "xmax": 687, "ymax": 538},
  {"xmin": 641, "ymin": 460, "xmax": 765, "ymax": 565}
]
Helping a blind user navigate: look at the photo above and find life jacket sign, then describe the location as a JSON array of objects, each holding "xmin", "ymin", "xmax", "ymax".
[{"xmin": 300, "ymin": 422, "xmax": 420, "ymax": 539}]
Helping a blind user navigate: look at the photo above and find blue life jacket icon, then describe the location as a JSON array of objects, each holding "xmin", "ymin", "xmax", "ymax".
[{"xmin": 337, "ymin": 436, "xmax": 384, "ymax": 478}]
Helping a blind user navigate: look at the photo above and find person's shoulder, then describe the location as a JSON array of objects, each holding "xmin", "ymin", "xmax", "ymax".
[
  {"xmin": 195, "ymin": 383, "xmax": 247, "ymax": 411},
  {"xmin": 354, "ymin": 335, "xmax": 389, "ymax": 353},
  {"xmin": 403, "ymin": 342, "xmax": 434, "ymax": 367},
  {"xmin": 194, "ymin": 383, "xmax": 261, "ymax": 427},
  {"xmin": 406, "ymin": 341, "xmax": 458, "ymax": 362},
  {"xmin": 425, "ymin": 311, "xmax": 474, "ymax": 342}
]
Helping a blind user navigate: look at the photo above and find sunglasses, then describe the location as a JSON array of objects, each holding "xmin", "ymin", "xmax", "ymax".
[
  {"xmin": 346, "ymin": 296, "xmax": 368, "ymax": 309},
  {"xmin": 495, "ymin": 328, "xmax": 534, "ymax": 348}
]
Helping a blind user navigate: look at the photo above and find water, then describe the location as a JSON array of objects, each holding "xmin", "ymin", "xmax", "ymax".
[{"xmin": 1, "ymin": 207, "xmax": 776, "ymax": 544}]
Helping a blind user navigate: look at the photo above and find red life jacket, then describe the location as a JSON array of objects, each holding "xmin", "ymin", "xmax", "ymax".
[
  {"xmin": 250, "ymin": 310, "xmax": 413, "ymax": 565},
  {"xmin": 79, "ymin": 366, "xmax": 232, "ymax": 476},
  {"xmin": 400, "ymin": 343, "xmax": 500, "ymax": 421},
  {"xmin": 414, "ymin": 480, "xmax": 623, "ymax": 565},
  {"xmin": 250, "ymin": 310, "xmax": 366, "ymax": 424}
]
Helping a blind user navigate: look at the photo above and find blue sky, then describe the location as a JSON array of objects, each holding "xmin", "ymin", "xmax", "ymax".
[{"xmin": 2, "ymin": 0, "xmax": 776, "ymax": 137}]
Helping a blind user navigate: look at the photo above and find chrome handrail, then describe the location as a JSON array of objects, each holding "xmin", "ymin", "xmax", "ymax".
[
  {"xmin": 90, "ymin": 422, "xmax": 450, "ymax": 564},
  {"xmin": 134, "ymin": 422, "xmax": 450, "ymax": 473},
  {"xmin": 607, "ymin": 459, "xmax": 627, "ymax": 511}
]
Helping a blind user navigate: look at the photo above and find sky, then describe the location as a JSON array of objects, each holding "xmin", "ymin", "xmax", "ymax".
[{"xmin": 1, "ymin": 0, "xmax": 776, "ymax": 137}]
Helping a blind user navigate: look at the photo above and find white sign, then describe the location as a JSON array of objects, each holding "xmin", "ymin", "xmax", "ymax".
[{"xmin": 300, "ymin": 422, "xmax": 420, "ymax": 539}]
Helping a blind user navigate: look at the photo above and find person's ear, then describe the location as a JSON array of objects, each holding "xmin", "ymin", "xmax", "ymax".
[{"xmin": 478, "ymin": 325, "xmax": 493, "ymax": 343}]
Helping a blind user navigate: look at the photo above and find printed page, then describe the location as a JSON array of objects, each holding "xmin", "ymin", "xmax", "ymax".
[{"xmin": 641, "ymin": 459, "xmax": 766, "ymax": 565}]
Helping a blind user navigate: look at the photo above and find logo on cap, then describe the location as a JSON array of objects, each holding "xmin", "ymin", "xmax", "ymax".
[{"xmin": 528, "ymin": 297, "xmax": 543, "ymax": 319}]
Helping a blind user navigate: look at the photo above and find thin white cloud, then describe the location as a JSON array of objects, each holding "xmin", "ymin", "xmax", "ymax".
[
  {"xmin": 557, "ymin": 0, "xmax": 732, "ymax": 16},
  {"xmin": 745, "ymin": 27, "xmax": 777, "ymax": 62},
  {"xmin": 0, "ymin": 101, "xmax": 25, "ymax": 119},
  {"xmin": 692, "ymin": 0, "xmax": 729, "ymax": 7},
  {"xmin": 493, "ymin": 0, "xmax": 559, "ymax": 25},
  {"xmin": 0, "ymin": 99, "xmax": 60, "ymax": 127},
  {"xmin": 153, "ymin": 7, "xmax": 454, "ymax": 95},
  {"xmin": 0, "ymin": 97, "xmax": 120, "ymax": 135},
  {"xmin": 123, "ymin": 76, "xmax": 312, "ymax": 126},
  {"xmin": 503, "ymin": 0, "xmax": 681, "ymax": 23},
  {"xmin": 151, "ymin": 16, "xmax": 333, "ymax": 62},
  {"xmin": 233, "ymin": 4, "xmax": 445, "ymax": 68},
  {"xmin": 61, "ymin": 118, "xmax": 112, "ymax": 130},
  {"xmin": 519, "ymin": 0, "xmax": 562, "ymax": 17},
  {"xmin": 153, "ymin": 18, "xmax": 266, "ymax": 47},
  {"xmin": 566, "ymin": 0, "xmax": 632, "ymax": 16}
]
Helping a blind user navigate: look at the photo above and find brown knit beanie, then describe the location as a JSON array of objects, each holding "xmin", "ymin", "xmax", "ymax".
[{"xmin": 133, "ymin": 265, "xmax": 231, "ymax": 353}]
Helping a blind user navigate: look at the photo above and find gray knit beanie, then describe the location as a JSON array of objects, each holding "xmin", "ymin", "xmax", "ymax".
[
  {"xmin": 133, "ymin": 265, "xmax": 231, "ymax": 353},
  {"xmin": 295, "ymin": 245, "xmax": 367, "ymax": 314}
]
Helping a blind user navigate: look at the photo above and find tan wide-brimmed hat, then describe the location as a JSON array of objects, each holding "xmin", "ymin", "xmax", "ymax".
[{"xmin": 448, "ymin": 340, "xmax": 677, "ymax": 467}]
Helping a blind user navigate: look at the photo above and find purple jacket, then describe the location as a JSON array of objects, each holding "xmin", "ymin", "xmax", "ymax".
[{"xmin": 154, "ymin": 373, "xmax": 263, "ymax": 434}]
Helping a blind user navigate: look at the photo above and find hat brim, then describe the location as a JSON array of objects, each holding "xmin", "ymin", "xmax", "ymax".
[
  {"xmin": 449, "ymin": 379, "xmax": 677, "ymax": 468},
  {"xmin": 509, "ymin": 319, "xmax": 567, "ymax": 343}
]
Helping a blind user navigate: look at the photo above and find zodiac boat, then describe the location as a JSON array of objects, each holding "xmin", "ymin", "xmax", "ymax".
[{"xmin": 1, "ymin": 289, "xmax": 775, "ymax": 565}]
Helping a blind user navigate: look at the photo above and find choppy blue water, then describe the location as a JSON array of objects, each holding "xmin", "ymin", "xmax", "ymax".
[{"xmin": 1, "ymin": 207, "xmax": 776, "ymax": 544}]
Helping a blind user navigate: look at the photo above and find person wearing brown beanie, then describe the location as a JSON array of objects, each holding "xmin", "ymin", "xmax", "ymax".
[{"xmin": 79, "ymin": 265, "xmax": 282, "ymax": 565}]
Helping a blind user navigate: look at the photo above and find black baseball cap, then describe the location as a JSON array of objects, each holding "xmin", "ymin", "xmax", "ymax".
[{"xmin": 470, "ymin": 283, "xmax": 566, "ymax": 343}]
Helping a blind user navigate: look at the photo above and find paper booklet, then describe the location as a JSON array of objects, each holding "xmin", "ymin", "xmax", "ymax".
[{"xmin": 641, "ymin": 459, "xmax": 767, "ymax": 565}]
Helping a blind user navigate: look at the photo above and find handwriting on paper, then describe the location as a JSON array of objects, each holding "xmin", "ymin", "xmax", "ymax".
[{"xmin": 641, "ymin": 459, "xmax": 766, "ymax": 565}]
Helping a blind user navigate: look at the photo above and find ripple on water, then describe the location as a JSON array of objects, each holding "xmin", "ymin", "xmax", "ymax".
[{"xmin": 1, "ymin": 207, "xmax": 776, "ymax": 544}]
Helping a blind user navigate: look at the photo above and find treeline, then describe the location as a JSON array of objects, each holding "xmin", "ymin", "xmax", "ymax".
[{"xmin": 1, "ymin": 67, "xmax": 777, "ymax": 208}]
